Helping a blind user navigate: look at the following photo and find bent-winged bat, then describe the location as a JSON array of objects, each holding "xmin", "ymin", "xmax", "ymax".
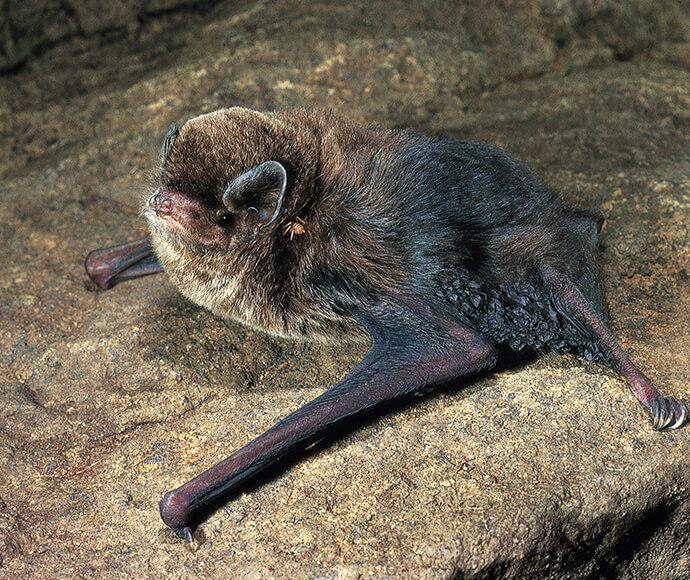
[{"xmin": 85, "ymin": 107, "xmax": 688, "ymax": 541}]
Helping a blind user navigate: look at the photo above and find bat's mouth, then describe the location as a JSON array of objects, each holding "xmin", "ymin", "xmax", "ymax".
[{"xmin": 85, "ymin": 237, "xmax": 162, "ymax": 290}]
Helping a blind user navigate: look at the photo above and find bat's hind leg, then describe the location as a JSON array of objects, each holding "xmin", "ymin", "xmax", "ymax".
[{"xmin": 540, "ymin": 264, "xmax": 688, "ymax": 430}]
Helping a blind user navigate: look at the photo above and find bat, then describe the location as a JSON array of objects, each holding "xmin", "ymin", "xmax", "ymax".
[{"xmin": 85, "ymin": 108, "xmax": 688, "ymax": 541}]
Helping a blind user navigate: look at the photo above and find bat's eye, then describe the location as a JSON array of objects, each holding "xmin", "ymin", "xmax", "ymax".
[{"xmin": 215, "ymin": 209, "xmax": 233, "ymax": 228}]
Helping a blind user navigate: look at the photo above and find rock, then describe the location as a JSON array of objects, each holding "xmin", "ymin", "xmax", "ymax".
[
  {"xmin": 0, "ymin": 1, "xmax": 219, "ymax": 71},
  {"xmin": 0, "ymin": 1, "xmax": 688, "ymax": 577}
]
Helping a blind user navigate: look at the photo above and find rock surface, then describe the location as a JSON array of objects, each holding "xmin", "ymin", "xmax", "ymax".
[{"xmin": 0, "ymin": 1, "xmax": 688, "ymax": 578}]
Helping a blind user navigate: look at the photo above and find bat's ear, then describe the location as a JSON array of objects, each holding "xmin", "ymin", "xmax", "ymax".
[
  {"xmin": 222, "ymin": 161, "xmax": 287, "ymax": 227},
  {"xmin": 162, "ymin": 122, "xmax": 179, "ymax": 165}
]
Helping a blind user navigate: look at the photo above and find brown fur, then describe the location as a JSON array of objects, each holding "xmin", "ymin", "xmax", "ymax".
[
  {"xmin": 144, "ymin": 107, "xmax": 607, "ymax": 343},
  {"xmin": 145, "ymin": 108, "xmax": 413, "ymax": 340}
]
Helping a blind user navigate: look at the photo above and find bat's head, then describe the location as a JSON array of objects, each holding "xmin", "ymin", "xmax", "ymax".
[
  {"xmin": 143, "ymin": 108, "xmax": 302, "ymax": 335},
  {"xmin": 142, "ymin": 108, "xmax": 363, "ymax": 339},
  {"xmin": 147, "ymin": 113, "xmax": 288, "ymax": 244}
]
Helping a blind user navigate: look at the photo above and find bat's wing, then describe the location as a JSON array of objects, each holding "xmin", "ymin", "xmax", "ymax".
[
  {"xmin": 158, "ymin": 292, "xmax": 498, "ymax": 540},
  {"xmin": 85, "ymin": 237, "xmax": 163, "ymax": 289}
]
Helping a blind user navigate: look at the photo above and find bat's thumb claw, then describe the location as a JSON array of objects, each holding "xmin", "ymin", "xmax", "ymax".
[{"xmin": 176, "ymin": 526, "xmax": 194, "ymax": 542}]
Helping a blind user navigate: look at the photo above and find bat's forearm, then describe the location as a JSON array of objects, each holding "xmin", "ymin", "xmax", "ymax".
[
  {"xmin": 159, "ymin": 361, "xmax": 411, "ymax": 539},
  {"xmin": 159, "ymin": 295, "xmax": 498, "ymax": 540},
  {"xmin": 159, "ymin": 417, "xmax": 305, "ymax": 541}
]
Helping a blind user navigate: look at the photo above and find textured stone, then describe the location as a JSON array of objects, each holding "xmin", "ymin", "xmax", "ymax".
[{"xmin": 0, "ymin": 1, "xmax": 688, "ymax": 577}]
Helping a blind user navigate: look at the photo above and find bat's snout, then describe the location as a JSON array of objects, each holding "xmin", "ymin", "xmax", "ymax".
[{"xmin": 150, "ymin": 189, "xmax": 176, "ymax": 217}]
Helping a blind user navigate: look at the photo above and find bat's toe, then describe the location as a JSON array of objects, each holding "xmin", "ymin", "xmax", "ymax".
[{"xmin": 648, "ymin": 395, "xmax": 689, "ymax": 430}]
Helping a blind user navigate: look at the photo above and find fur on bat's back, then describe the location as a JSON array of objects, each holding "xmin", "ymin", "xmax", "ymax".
[
  {"xmin": 317, "ymin": 118, "xmax": 607, "ymax": 360},
  {"xmin": 151, "ymin": 107, "xmax": 606, "ymax": 352}
]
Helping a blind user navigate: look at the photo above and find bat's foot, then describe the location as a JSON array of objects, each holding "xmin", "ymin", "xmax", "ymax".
[{"xmin": 646, "ymin": 395, "xmax": 688, "ymax": 430}]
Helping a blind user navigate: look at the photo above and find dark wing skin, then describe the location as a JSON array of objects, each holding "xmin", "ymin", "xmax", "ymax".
[
  {"xmin": 158, "ymin": 292, "xmax": 498, "ymax": 540},
  {"xmin": 85, "ymin": 238, "xmax": 688, "ymax": 542}
]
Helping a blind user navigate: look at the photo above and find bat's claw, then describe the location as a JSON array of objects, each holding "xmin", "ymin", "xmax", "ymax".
[
  {"xmin": 173, "ymin": 525, "xmax": 194, "ymax": 542},
  {"xmin": 647, "ymin": 395, "xmax": 688, "ymax": 430}
]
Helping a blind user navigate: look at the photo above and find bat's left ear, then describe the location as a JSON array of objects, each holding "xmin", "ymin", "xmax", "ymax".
[
  {"xmin": 222, "ymin": 161, "xmax": 287, "ymax": 227},
  {"xmin": 162, "ymin": 122, "xmax": 179, "ymax": 165}
]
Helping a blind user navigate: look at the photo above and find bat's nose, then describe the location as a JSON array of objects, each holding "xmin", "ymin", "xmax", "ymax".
[{"xmin": 150, "ymin": 189, "xmax": 175, "ymax": 216}]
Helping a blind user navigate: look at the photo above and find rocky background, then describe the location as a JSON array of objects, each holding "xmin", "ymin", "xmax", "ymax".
[{"xmin": 1, "ymin": 1, "xmax": 689, "ymax": 577}]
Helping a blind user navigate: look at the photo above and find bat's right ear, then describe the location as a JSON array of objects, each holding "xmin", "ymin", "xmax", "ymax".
[{"xmin": 222, "ymin": 161, "xmax": 287, "ymax": 227}]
